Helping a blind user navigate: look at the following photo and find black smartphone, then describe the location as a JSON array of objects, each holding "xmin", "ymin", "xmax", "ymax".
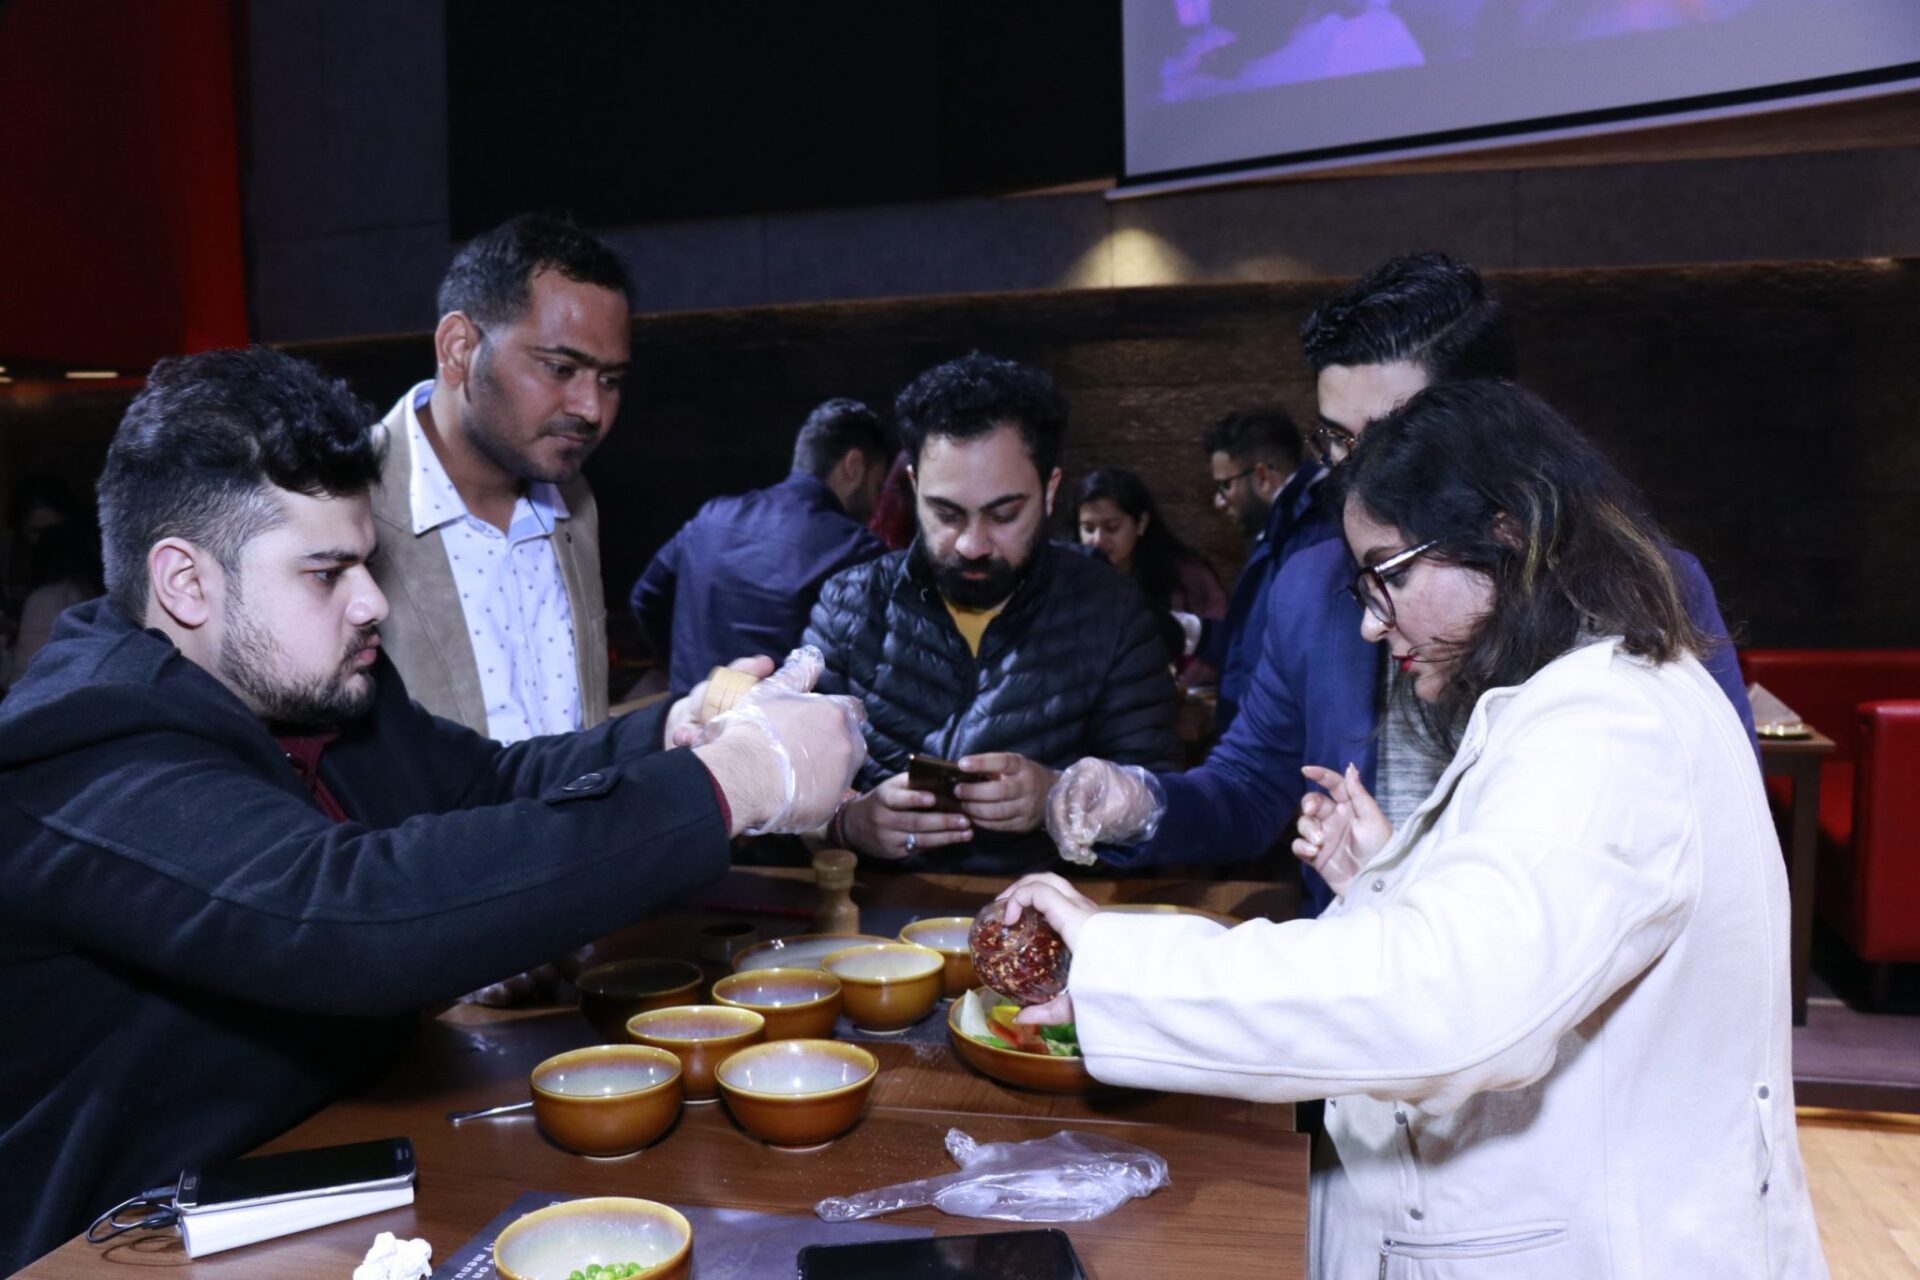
[
  {"xmin": 175, "ymin": 1137, "xmax": 415, "ymax": 1212},
  {"xmin": 908, "ymin": 753, "xmax": 989, "ymax": 816},
  {"xmin": 797, "ymin": 1228, "xmax": 1088, "ymax": 1279}
]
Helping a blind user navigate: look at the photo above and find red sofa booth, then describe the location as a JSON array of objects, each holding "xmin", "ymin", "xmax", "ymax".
[{"xmin": 1739, "ymin": 650, "xmax": 1920, "ymax": 979}]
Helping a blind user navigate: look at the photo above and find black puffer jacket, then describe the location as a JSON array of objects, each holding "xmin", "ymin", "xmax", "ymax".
[{"xmin": 803, "ymin": 542, "xmax": 1180, "ymax": 872}]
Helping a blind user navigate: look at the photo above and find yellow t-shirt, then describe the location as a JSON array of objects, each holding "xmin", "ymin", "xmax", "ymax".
[{"xmin": 944, "ymin": 600, "xmax": 1004, "ymax": 657}]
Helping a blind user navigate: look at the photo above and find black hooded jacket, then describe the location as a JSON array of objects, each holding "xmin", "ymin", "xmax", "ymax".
[
  {"xmin": 802, "ymin": 543, "xmax": 1180, "ymax": 872},
  {"xmin": 0, "ymin": 601, "xmax": 730, "ymax": 1270}
]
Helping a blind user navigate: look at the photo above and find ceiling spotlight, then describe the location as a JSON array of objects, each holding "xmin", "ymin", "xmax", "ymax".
[{"xmin": 65, "ymin": 370, "xmax": 119, "ymax": 380}]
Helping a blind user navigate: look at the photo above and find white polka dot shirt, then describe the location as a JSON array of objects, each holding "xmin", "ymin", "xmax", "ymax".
[{"xmin": 403, "ymin": 381, "xmax": 583, "ymax": 743}]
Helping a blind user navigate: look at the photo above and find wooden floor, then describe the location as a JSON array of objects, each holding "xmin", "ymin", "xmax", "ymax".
[{"xmin": 1801, "ymin": 1108, "xmax": 1920, "ymax": 1277}]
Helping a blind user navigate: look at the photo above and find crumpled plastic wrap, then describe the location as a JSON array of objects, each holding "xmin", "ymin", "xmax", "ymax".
[
  {"xmin": 814, "ymin": 1128, "xmax": 1169, "ymax": 1224},
  {"xmin": 1045, "ymin": 758, "xmax": 1167, "ymax": 865},
  {"xmin": 695, "ymin": 646, "xmax": 869, "ymax": 835}
]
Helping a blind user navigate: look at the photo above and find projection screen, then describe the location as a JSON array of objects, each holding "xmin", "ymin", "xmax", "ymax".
[{"xmin": 1120, "ymin": 0, "xmax": 1920, "ymax": 194}]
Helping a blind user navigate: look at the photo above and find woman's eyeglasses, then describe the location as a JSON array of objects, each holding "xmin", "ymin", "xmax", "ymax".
[{"xmin": 1348, "ymin": 539, "xmax": 1441, "ymax": 627}]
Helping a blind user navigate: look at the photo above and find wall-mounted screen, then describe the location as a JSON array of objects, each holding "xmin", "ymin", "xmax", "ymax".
[{"xmin": 1120, "ymin": 0, "xmax": 1920, "ymax": 193}]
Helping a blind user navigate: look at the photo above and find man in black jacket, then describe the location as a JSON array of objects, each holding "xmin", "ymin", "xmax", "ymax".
[
  {"xmin": 0, "ymin": 347, "xmax": 865, "ymax": 1270},
  {"xmin": 803, "ymin": 353, "xmax": 1180, "ymax": 874}
]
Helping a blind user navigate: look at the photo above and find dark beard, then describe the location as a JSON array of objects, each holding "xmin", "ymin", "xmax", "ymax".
[
  {"xmin": 1236, "ymin": 491, "xmax": 1274, "ymax": 539},
  {"xmin": 220, "ymin": 593, "xmax": 377, "ymax": 727},
  {"xmin": 915, "ymin": 520, "xmax": 1047, "ymax": 610}
]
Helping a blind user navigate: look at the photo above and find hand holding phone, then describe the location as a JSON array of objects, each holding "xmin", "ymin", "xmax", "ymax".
[{"xmin": 907, "ymin": 753, "xmax": 989, "ymax": 816}]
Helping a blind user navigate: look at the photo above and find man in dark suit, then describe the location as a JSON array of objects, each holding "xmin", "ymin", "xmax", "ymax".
[
  {"xmin": 1192, "ymin": 407, "xmax": 1335, "ymax": 732},
  {"xmin": 632, "ymin": 399, "xmax": 890, "ymax": 694}
]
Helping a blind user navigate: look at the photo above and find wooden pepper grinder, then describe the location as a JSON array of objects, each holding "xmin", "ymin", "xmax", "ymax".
[{"xmin": 812, "ymin": 849, "xmax": 860, "ymax": 935}]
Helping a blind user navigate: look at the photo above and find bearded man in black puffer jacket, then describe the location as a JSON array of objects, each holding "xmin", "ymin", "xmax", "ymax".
[{"xmin": 804, "ymin": 353, "xmax": 1180, "ymax": 873}]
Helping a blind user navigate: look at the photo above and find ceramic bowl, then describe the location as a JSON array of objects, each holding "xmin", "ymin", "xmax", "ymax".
[
  {"xmin": 730, "ymin": 932, "xmax": 892, "ymax": 974},
  {"xmin": 821, "ymin": 942, "xmax": 944, "ymax": 1033},
  {"xmin": 576, "ymin": 957, "xmax": 705, "ymax": 1042},
  {"xmin": 529, "ymin": 1044, "xmax": 682, "ymax": 1157},
  {"xmin": 625, "ymin": 1004, "xmax": 766, "ymax": 1102},
  {"xmin": 716, "ymin": 1039, "xmax": 878, "ymax": 1150},
  {"xmin": 899, "ymin": 916, "xmax": 977, "ymax": 998},
  {"xmin": 492, "ymin": 1196, "xmax": 692, "ymax": 1280},
  {"xmin": 946, "ymin": 989, "xmax": 1099, "ymax": 1095},
  {"xmin": 711, "ymin": 967, "xmax": 843, "ymax": 1040}
]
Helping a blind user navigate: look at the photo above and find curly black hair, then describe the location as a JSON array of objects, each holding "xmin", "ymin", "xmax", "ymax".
[
  {"xmin": 1300, "ymin": 252, "xmax": 1514, "ymax": 381},
  {"xmin": 97, "ymin": 346, "xmax": 383, "ymax": 619},
  {"xmin": 894, "ymin": 352, "xmax": 1068, "ymax": 479}
]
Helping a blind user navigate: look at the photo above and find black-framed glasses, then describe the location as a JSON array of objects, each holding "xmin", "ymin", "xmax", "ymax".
[
  {"xmin": 1348, "ymin": 539, "xmax": 1441, "ymax": 627},
  {"xmin": 1211, "ymin": 468, "xmax": 1254, "ymax": 498},
  {"xmin": 1311, "ymin": 422, "xmax": 1358, "ymax": 464}
]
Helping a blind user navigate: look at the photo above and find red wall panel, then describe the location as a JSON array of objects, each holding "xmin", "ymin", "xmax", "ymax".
[{"xmin": 0, "ymin": 0, "xmax": 247, "ymax": 368}]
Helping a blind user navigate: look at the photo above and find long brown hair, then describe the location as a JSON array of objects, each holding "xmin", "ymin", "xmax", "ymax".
[{"xmin": 1342, "ymin": 380, "xmax": 1711, "ymax": 737}]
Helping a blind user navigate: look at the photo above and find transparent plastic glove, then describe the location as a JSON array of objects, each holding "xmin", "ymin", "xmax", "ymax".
[
  {"xmin": 815, "ymin": 1128, "xmax": 1169, "ymax": 1224},
  {"xmin": 1045, "ymin": 759, "xmax": 1166, "ymax": 866},
  {"xmin": 1170, "ymin": 609, "xmax": 1203, "ymax": 657},
  {"xmin": 696, "ymin": 645, "xmax": 868, "ymax": 834}
]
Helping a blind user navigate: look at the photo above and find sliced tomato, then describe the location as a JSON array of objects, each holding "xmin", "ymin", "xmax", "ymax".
[{"xmin": 986, "ymin": 1014, "xmax": 1047, "ymax": 1054}]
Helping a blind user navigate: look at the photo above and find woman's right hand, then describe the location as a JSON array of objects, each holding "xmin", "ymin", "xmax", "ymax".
[
  {"xmin": 996, "ymin": 873, "xmax": 1099, "ymax": 1027},
  {"xmin": 1293, "ymin": 763, "xmax": 1392, "ymax": 898}
]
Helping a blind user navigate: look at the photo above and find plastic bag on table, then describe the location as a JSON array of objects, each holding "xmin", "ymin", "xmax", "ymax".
[{"xmin": 814, "ymin": 1128, "xmax": 1170, "ymax": 1224}]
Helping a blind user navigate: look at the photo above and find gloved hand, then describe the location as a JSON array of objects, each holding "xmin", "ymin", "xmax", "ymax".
[
  {"xmin": 1044, "ymin": 758, "xmax": 1166, "ymax": 866},
  {"xmin": 693, "ymin": 646, "xmax": 868, "ymax": 834},
  {"xmin": 1169, "ymin": 610, "xmax": 1203, "ymax": 657}
]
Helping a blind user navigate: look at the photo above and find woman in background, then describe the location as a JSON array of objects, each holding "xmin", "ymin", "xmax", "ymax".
[
  {"xmin": 1019, "ymin": 381, "xmax": 1825, "ymax": 1278},
  {"xmin": 1076, "ymin": 467, "xmax": 1227, "ymax": 685}
]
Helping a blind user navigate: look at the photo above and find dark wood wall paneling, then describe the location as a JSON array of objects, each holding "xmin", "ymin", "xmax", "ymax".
[{"xmin": 13, "ymin": 260, "xmax": 1914, "ymax": 650}]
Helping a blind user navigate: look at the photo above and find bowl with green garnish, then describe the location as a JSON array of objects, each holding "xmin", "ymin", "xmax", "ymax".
[
  {"xmin": 492, "ymin": 1196, "xmax": 691, "ymax": 1280},
  {"xmin": 947, "ymin": 987, "xmax": 1102, "ymax": 1094}
]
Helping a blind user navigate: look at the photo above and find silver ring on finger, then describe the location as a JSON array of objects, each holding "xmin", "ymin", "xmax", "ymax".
[{"xmin": 904, "ymin": 832, "xmax": 918, "ymax": 853}]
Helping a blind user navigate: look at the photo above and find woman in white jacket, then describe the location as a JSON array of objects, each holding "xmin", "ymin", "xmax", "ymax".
[{"xmin": 1006, "ymin": 381, "xmax": 1827, "ymax": 1279}]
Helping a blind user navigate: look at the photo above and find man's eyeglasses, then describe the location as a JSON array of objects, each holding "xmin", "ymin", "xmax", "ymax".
[
  {"xmin": 1211, "ymin": 468, "xmax": 1254, "ymax": 499},
  {"xmin": 1348, "ymin": 539, "xmax": 1441, "ymax": 628},
  {"xmin": 1312, "ymin": 422, "xmax": 1358, "ymax": 464}
]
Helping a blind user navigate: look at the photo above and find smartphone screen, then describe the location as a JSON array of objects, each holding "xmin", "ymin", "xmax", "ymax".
[
  {"xmin": 798, "ymin": 1228, "xmax": 1088, "ymax": 1279},
  {"xmin": 907, "ymin": 754, "xmax": 988, "ymax": 816},
  {"xmin": 177, "ymin": 1137, "xmax": 415, "ymax": 1212}
]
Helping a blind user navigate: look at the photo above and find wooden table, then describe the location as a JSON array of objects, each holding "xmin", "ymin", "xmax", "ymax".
[
  {"xmin": 1759, "ymin": 730, "xmax": 1837, "ymax": 1026},
  {"xmin": 22, "ymin": 871, "xmax": 1308, "ymax": 1279}
]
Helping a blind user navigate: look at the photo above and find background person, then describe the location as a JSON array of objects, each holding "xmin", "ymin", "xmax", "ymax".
[
  {"xmin": 370, "ymin": 214, "xmax": 632, "ymax": 743},
  {"xmin": 1198, "ymin": 407, "xmax": 1334, "ymax": 731},
  {"xmin": 632, "ymin": 398, "xmax": 890, "ymax": 694},
  {"xmin": 1075, "ymin": 465, "xmax": 1227, "ymax": 687},
  {"xmin": 1008, "ymin": 380, "xmax": 1827, "ymax": 1280}
]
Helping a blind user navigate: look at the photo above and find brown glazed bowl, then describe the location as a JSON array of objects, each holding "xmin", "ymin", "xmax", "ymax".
[
  {"xmin": 625, "ymin": 1005, "xmax": 766, "ymax": 1102},
  {"xmin": 899, "ymin": 916, "xmax": 977, "ymax": 998},
  {"xmin": 946, "ymin": 991, "xmax": 1100, "ymax": 1095},
  {"xmin": 530, "ymin": 1044, "xmax": 682, "ymax": 1157},
  {"xmin": 730, "ymin": 932, "xmax": 893, "ymax": 973},
  {"xmin": 492, "ymin": 1196, "xmax": 692, "ymax": 1280},
  {"xmin": 822, "ymin": 943, "xmax": 945, "ymax": 1033},
  {"xmin": 576, "ymin": 958, "xmax": 705, "ymax": 1041},
  {"xmin": 711, "ymin": 967, "xmax": 843, "ymax": 1040},
  {"xmin": 716, "ymin": 1039, "xmax": 878, "ymax": 1150}
]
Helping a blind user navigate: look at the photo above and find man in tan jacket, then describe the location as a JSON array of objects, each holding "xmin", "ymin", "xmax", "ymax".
[{"xmin": 372, "ymin": 214, "xmax": 628, "ymax": 741}]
